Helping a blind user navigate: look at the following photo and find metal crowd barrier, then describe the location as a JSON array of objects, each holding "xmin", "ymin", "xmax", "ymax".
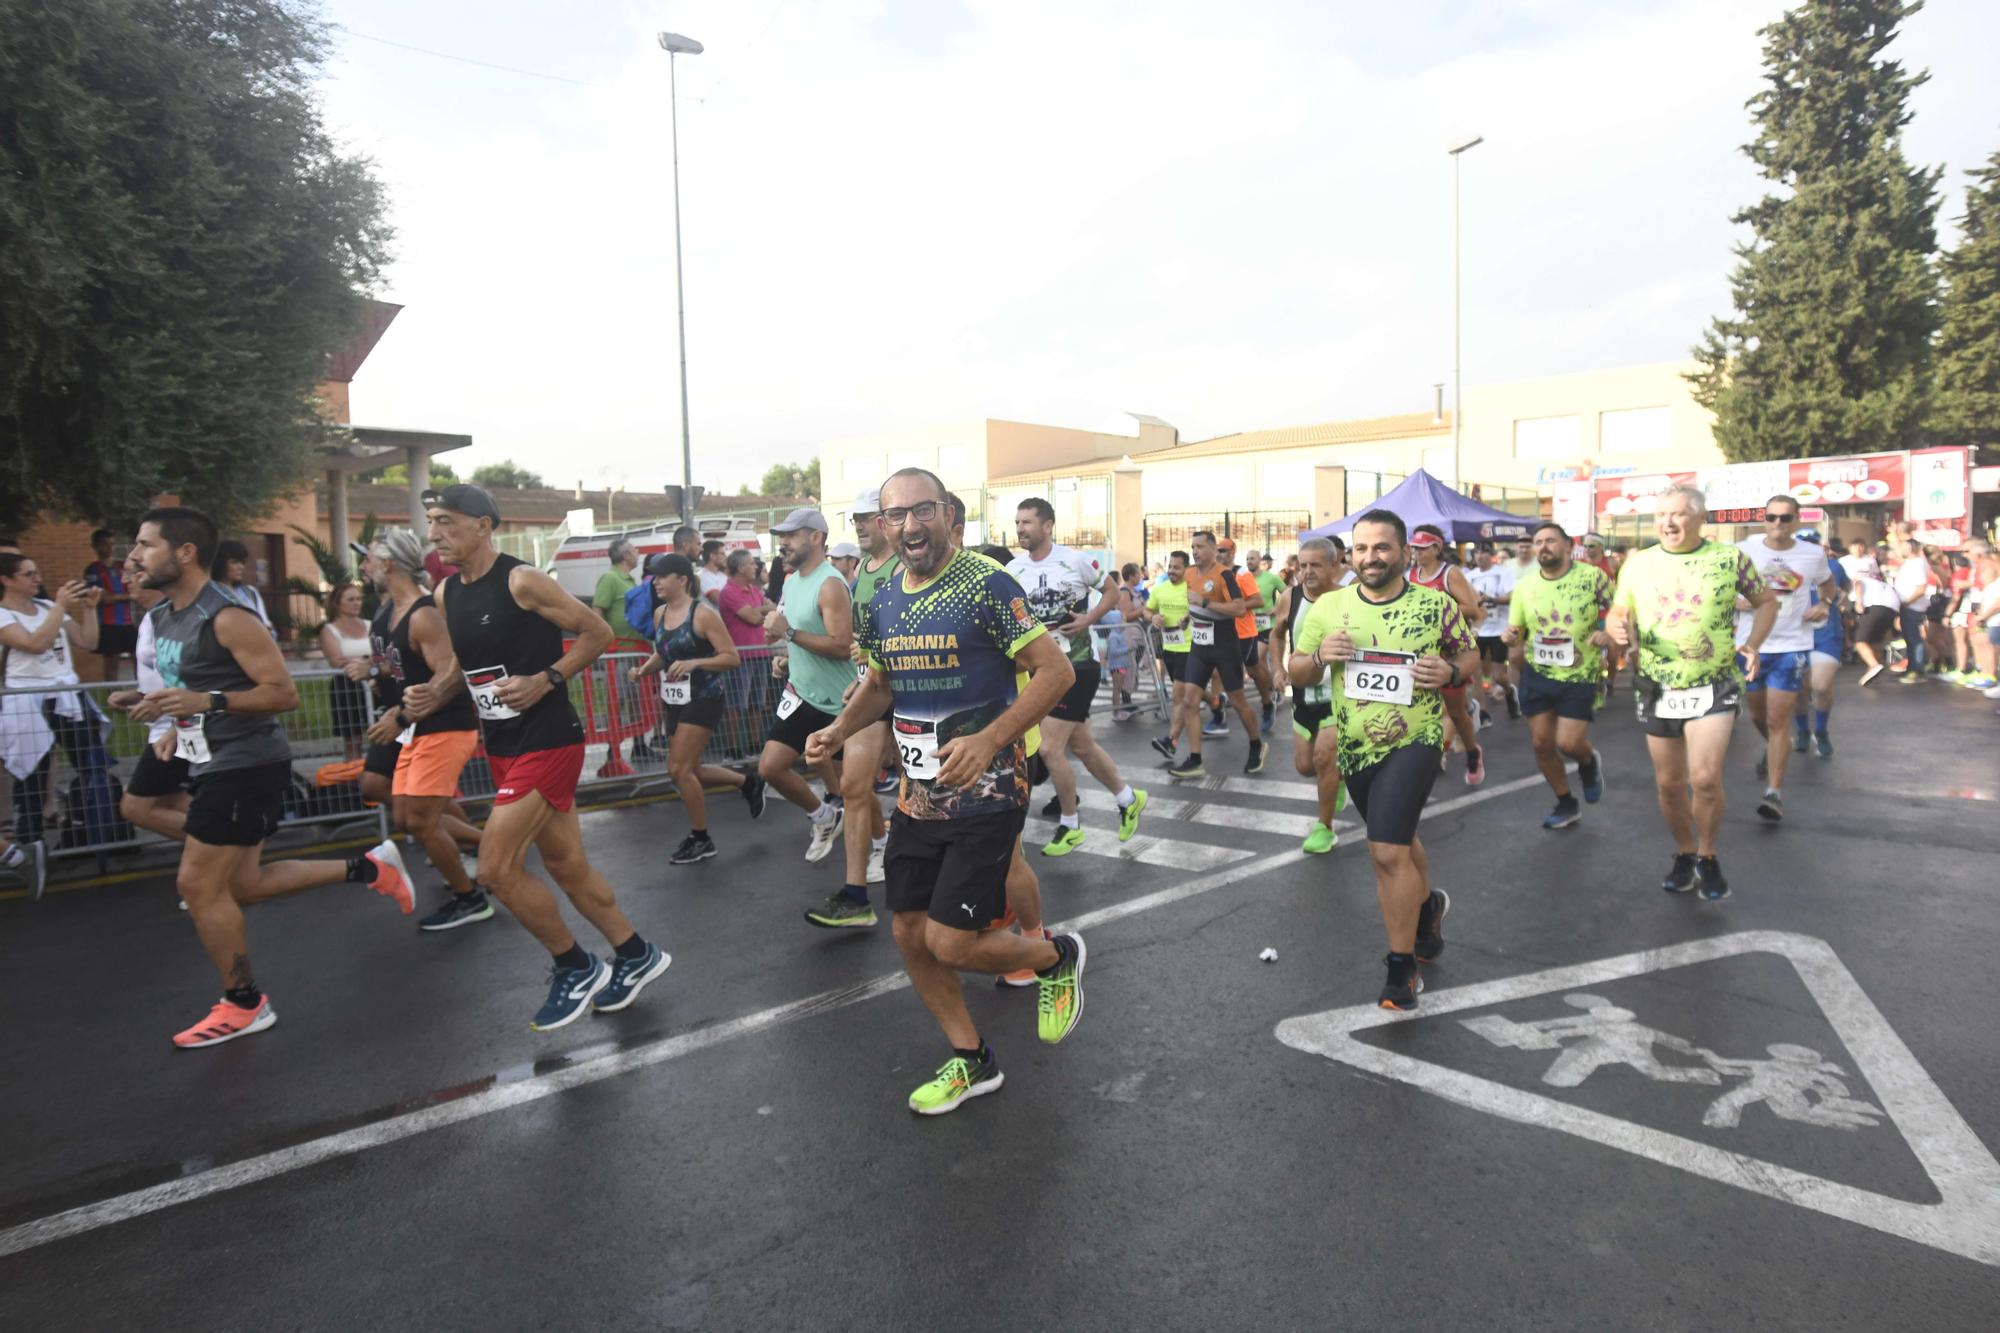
[{"xmin": 1087, "ymin": 622, "xmax": 1172, "ymax": 723}]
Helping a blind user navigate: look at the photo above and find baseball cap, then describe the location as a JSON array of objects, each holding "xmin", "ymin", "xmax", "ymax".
[
  {"xmin": 829, "ymin": 541, "xmax": 862, "ymax": 559},
  {"xmin": 851, "ymin": 486, "xmax": 882, "ymax": 516},
  {"xmin": 645, "ymin": 553, "xmax": 694, "ymax": 580},
  {"xmin": 1408, "ymin": 530, "xmax": 1443, "ymax": 549},
  {"xmin": 771, "ymin": 507, "xmax": 829, "ymax": 535},
  {"xmin": 420, "ymin": 483, "xmax": 501, "ymax": 524}
]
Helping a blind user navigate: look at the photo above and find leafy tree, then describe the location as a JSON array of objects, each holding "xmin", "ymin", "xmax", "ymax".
[
  {"xmin": 1690, "ymin": 0, "xmax": 1941, "ymax": 461},
  {"xmin": 471, "ymin": 459, "xmax": 546, "ymax": 489},
  {"xmin": 371, "ymin": 459, "xmax": 458, "ymax": 487},
  {"xmin": 1932, "ymin": 151, "xmax": 2000, "ymax": 458},
  {"xmin": 757, "ymin": 459, "xmax": 820, "ymax": 498},
  {"xmin": 0, "ymin": 0, "xmax": 393, "ymax": 531}
]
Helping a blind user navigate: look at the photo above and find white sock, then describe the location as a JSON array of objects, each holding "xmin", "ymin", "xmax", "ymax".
[
  {"xmin": 809, "ymin": 801, "xmax": 837, "ymax": 824},
  {"xmin": 871, "ymin": 834, "xmax": 888, "ymax": 851},
  {"xmin": 1114, "ymin": 785, "xmax": 1135, "ymax": 807},
  {"xmin": 1059, "ymin": 814, "xmax": 1080, "ymax": 831}
]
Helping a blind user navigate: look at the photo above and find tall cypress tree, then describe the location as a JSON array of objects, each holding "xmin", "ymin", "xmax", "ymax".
[
  {"xmin": 1690, "ymin": 0, "xmax": 1941, "ymax": 461},
  {"xmin": 1931, "ymin": 151, "xmax": 2000, "ymax": 458}
]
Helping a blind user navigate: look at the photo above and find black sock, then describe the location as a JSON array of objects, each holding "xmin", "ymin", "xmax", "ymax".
[
  {"xmin": 613, "ymin": 933, "xmax": 649, "ymax": 961},
  {"xmin": 841, "ymin": 883, "xmax": 869, "ymax": 905},
  {"xmin": 345, "ymin": 854, "xmax": 378, "ymax": 884},
  {"xmin": 454, "ymin": 884, "xmax": 483, "ymax": 901},
  {"xmin": 1036, "ymin": 934, "xmax": 1075, "ymax": 978},
  {"xmin": 1554, "ymin": 791, "xmax": 1578, "ymax": 807},
  {"xmin": 226, "ymin": 983, "xmax": 262, "ymax": 1008},
  {"xmin": 1387, "ymin": 950, "xmax": 1416, "ymax": 967},
  {"xmin": 690, "ymin": 828, "xmax": 709, "ymax": 840},
  {"xmin": 553, "ymin": 943, "xmax": 591, "ymax": 972},
  {"xmin": 954, "ymin": 1041, "xmax": 991, "ymax": 1066}
]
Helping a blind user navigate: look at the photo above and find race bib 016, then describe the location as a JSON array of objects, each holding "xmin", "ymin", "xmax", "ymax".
[
  {"xmin": 173, "ymin": 715, "xmax": 211, "ymax": 765},
  {"xmin": 1343, "ymin": 649, "xmax": 1416, "ymax": 707},
  {"xmin": 892, "ymin": 716, "xmax": 941, "ymax": 781},
  {"xmin": 1532, "ymin": 636, "xmax": 1576, "ymax": 668},
  {"xmin": 465, "ymin": 666, "xmax": 521, "ymax": 722}
]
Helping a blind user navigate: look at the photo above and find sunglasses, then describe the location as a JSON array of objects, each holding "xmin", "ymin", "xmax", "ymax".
[{"xmin": 1764, "ymin": 512, "xmax": 1798, "ymax": 523}]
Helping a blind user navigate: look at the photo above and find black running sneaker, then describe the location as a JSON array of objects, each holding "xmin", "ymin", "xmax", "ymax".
[
  {"xmin": 1755, "ymin": 789, "xmax": 1784, "ymax": 822},
  {"xmin": 1150, "ymin": 735, "xmax": 1176, "ymax": 762},
  {"xmin": 670, "ymin": 833, "xmax": 718, "ymax": 865},
  {"xmin": 742, "ymin": 773, "xmax": 767, "ymax": 819},
  {"xmin": 1244, "ymin": 739, "xmax": 1267, "ymax": 774},
  {"xmin": 1504, "ymin": 687, "xmax": 1521, "ymax": 720},
  {"xmin": 1378, "ymin": 954, "xmax": 1424, "ymax": 1011},
  {"xmin": 1167, "ymin": 754, "xmax": 1204, "ymax": 779},
  {"xmin": 1414, "ymin": 888, "xmax": 1450, "ymax": 962},
  {"xmin": 1662, "ymin": 852, "xmax": 1698, "ymax": 894},
  {"xmin": 418, "ymin": 890, "xmax": 494, "ymax": 932},
  {"xmin": 1695, "ymin": 856, "xmax": 1730, "ymax": 902},
  {"xmin": 1041, "ymin": 794, "xmax": 1062, "ymax": 817}
]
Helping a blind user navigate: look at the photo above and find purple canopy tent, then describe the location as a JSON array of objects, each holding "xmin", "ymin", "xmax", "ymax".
[{"xmin": 1300, "ymin": 469, "xmax": 1533, "ymax": 544}]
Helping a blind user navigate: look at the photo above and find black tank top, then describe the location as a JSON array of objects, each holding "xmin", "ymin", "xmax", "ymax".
[
  {"xmin": 441, "ymin": 553, "xmax": 582, "ymax": 756},
  {"xmin": 390, "ymin": 595, "xmax": 477, "ymax": 735},
  {"xmin": 367, "ymin": 602, "xmax": 405, "ymax": 710},
  {"xmin": 653, "ymin": 601, "xmax": 724, "ymax": 705}
]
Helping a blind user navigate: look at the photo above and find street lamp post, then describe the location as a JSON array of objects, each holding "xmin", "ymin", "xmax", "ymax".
[
  {"xmin": 1456, "ymin": 134, "xmax": 1488, "ymax": 492},
  {"xmin": 658, "ymin": 31, "xmax": 704, "ymax": 525}
]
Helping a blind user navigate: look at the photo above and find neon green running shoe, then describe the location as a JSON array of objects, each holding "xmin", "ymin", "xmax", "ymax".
[
  {"xmin": 1301, "ymin": 822, "xmax": 1337, "ymax": 854},
  {"xmin": 907, "ymin": 1053, "xmax": 1004, "ymax": 1116},
  {"xmin": 1118, "ymin": 789, "xmax": 1148, "ymax": 842},
  {"xmin": 1335, "ymin": 781, "xmax": 1348, "ymax": 814},
  {"xmin": 1037, "ymin": 933, "xmax": 1087, "ymax": 1044},
  {"xmin": 1042, "ymin": 826, "xmax": 1086, "ymax": 857}
]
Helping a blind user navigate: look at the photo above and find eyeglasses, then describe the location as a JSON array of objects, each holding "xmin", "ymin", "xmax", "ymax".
[
  {"xmin": 880, "ymin": 502, "xmax": 940, "ymax": 526},
  {"xmin": 1764, "ymin": 512, "xmax": 1798, "ymax": 523}
]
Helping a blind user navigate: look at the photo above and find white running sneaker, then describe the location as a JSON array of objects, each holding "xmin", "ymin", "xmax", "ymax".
[
  {"xmin": 805, "ymin": 806, "xmax": 845, "ymax": 862},
  {"xmin": 867, "ymin": 840, "xmax": 886, "ymax": 884}
]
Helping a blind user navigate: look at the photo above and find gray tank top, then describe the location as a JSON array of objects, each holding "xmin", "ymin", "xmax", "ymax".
[{"xmin": 148, "ymin": 581, "xmax": 291, "ymax": 774}]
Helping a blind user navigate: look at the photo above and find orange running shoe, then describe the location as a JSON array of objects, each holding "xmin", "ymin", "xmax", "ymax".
[
  {"xmin": 367, "ymin": 840, "xmax": 414, "ymax": 915},
  {"xmin": 173, "ymin": 996, "xmax": 277, "ymax": 1049}
]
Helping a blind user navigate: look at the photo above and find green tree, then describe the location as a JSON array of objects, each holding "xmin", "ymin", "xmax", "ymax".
[
  {"xmin": 471, "ymin": 459, "xmax": 546, "ymax": 489},
  {"xmin": 371, "ymin": 459, "xmax": 458, "ymax": 487},
  {"xmin": 0, "ymin": 0, "xmax": 393, "ymax": 531},
  {"xmin": 757, "ymin": 459, "xmax": 820, "ymax": 498},
  {"xmin": 1690, "ymin": 0, "xmax": 1941, "ymax": 461},
  {"xmin": 1932, "ymin": 151, "xmax": 2000, "ymax": 458}
]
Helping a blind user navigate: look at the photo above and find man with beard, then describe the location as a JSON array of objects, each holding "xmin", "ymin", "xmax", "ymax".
[
  {"xmin": 1503, "ymin": 523, "xmax": 1613, "ymax": 830},
  {"xmin": 1166, "ymin": 530, "xmax": 1267, "ymax": 777},
  {"xmin": 1145, "ymin": 550, "xmax": 1196, "ymax": 764},
  {"xmin": 1276, "ymin": 537, "xmax": 1347, "ymax": 853},
  {"xmin": 1293, "ymin": 510, "xmax": 1477, "ymax": 1011},
  {"xmin": 1608, "ymin": 485, "xmax": 1776, "ymax": 903},
  {"xmin": 805, "ymin": 468, "xmax": 1087, "ymax": 1115},
  {"xmin": 1406, "ymin": 525, "xmax": 1487, "ymax": 784},
  {"xmin": 1733, "ymin": 494, "xmax": 1836, "ymax": 823},
  {"xmin": 125, "ymin": 508, "xmax": 413, "ymax": 1047},
  {"xmin": 758, "ymin": 508, "xmax": 854, "ymax": 863}
]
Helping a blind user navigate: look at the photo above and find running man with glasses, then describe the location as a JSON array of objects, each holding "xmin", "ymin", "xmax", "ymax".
[{"xmin": 1734, "ymin": 495, "xmax": 1836, "ymax": 821}]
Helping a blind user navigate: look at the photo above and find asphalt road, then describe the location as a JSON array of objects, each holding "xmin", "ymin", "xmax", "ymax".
[{"xmin": 3, "ymin": 665, "xmax": 1997, "ymax": 1330}]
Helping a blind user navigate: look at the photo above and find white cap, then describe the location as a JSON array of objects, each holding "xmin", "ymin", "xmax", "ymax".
[
  {"xmin": 829, "ymin": 542, "xmax": 862, "ymax": 559},
  {"xmin": 851, "ymin": 486, "xmax": 882, "ymax": 516}
]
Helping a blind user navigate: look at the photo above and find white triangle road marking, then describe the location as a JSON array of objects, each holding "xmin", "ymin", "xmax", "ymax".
[{"xmin": 1275, "ymin": 930, "xmax": 2000, "ymax": 1267}]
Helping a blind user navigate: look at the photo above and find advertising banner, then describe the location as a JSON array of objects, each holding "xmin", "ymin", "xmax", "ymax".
[{"xmin": 1595, "ymin": 452, "xmax": 1912, "ymax": 519}]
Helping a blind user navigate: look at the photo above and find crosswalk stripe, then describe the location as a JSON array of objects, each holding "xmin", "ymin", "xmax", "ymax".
[
  {"xmin": 1055, "ymin": 788, "xmax": 1359, "ymax": 842},
  {"xmin": 1026, "ymin": 822, "xmax": 1257, "ymax": 870}
]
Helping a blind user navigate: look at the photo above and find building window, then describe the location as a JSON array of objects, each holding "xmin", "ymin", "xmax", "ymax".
[
  {"xmin": 1600, "ymin": 406, "xmax": 1670, "ymax": 455},
  {"xmin": 1513, "ymin": 415, "xmax": 1582, "ymax": 460},
  {"xmin": 842, "ymin": 455, "xmax": 883, "ymax": 484}
]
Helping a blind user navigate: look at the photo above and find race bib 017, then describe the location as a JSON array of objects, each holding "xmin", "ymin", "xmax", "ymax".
[
  {"xmin": 465, "ymin": 666, "xmax": 521, "ymax": 722},
  {"xmin": 1655, "ymin": 683, "xmax": 1714, "ymax": 720},
  {"xmin": 1343, "ymin": 649, "xmax": 1416, "ymax": 707}
]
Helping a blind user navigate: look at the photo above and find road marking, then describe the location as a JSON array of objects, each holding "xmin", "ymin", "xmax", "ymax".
[
  {"xmin": 0, "ymin": 755, "xmax": 1545, "ymax": 1258},
  {"xmin": 1274, "ymin": 931, "xmax": 2000, "ymax": 1268},
  {"xmin": 1062, "ymin": 788, "xmax": 1348, "ymax": 839},
  {"xmin": 1026, "ymin": 823, "xmax": 1257, "ymax": 871}
]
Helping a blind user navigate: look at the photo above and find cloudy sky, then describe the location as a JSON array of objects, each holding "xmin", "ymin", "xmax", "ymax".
[{"xmin": 315, "ymin": 0, "xmax": 2000, "ymax": 495}]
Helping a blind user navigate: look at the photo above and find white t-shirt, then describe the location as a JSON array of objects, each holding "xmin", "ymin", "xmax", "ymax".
[
  {"xmin": 135, "ymin": 614, "xmax": 173, "ymax": 742},
  {"xmin": 1007, "ymin": 545, "xmax": 1103, "ymax": 660},
  {"xmin": 1467, "ymin": 565, "xmax": 1516, "ymax": 638},
  {"xmin": 1736, "ymin": 535, "xmax": 1832, "ymax": 652},
  {"xmin": 1891, "ymin": 558, "xmax": 1933, "ymax": 613},
  {"xmin": 0, "ymin": 600, "xmax": 80, "ymax": 685},
  {"xmin": 699, "ymin": 568, "xmax": 728, "ymax": 603}
]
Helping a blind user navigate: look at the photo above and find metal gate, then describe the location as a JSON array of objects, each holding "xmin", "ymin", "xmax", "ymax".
[{"xmin": 1141, "ymin": 511, "xmax": 1312, "ymax": 569}]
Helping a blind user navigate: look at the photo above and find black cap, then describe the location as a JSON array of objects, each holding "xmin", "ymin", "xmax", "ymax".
[
  {"xmin": 645, "ymin": 553, "xmax": 695, "ymax": 579},
  {"xmin": 420, "ymin": 483, "xmax": 501, "ymax": 523}
]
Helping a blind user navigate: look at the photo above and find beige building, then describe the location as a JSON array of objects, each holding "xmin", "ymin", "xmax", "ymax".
[{"xmin": 818, "ymin": 360, "xmax": 1722, "ymax": 568}]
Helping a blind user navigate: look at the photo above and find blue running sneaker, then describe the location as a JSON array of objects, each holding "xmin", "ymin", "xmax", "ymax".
[
  {"xmin": 1578, "ymin": 748, "xmax": 1604, "ymax": 804},
  {"xmin": 1814, "ymin": 731, "xmax": 1833, "ymax": 759},
  {"xmin": 531, "ymin": 956, "xmax": 611, "ymax": 1031},
  {"xmin": 594, "ymin": 942, "xmax": 671, "ymax": 1013},
  {"xmin": 1543, "ymin": 796, "xmax": 1581, "ymax": 830}
]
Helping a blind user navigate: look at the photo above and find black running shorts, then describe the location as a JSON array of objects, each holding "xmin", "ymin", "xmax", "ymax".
[
  {"xmin": 183, "ymin": 761, "xmax": 290, "ymax": 848},
  {"xmin": 884, "ymin": 804, "xmax": 1026, "ymax": 931},
  {"xmin": 1344, "ymin": 744, "xmax": 1442, "ymax": 846},
  {"xmin": 1633, "ymin": 674, "xmax": 1741, "ymax": 740},
  {"xmin": 766, "ymin": 694, "xmax": 839, "ymax": 756},
  {"xmin": 1185, "ymin": 640, "xmax": 1244, "ymax": 693},
  {"xmin": 1519, "ymin": 667, "xmax": 1598, "ymax": 722},
  {"xmin": 126, "ymin": 743, "xmax": 192, "ymax": 799},
  {"xmin": 665, "ymin": 694, "xmax": 726, "ymax": 735},
  {"xmin": 1477, "ymin": 636, "xmax": 1511, "ymax": 664},
  {"xmin": 363, "ymin": 738, "xmax": 401, "ymax": 781},
  {"xmin": 1049, "ymin": 661, "xmax": 1100, "ymax": 724}
]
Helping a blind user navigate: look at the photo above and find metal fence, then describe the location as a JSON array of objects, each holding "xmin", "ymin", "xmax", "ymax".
[
  {"xmin": 1141, "ymin": 511, "xmax": 1313, "ymax": 568},
  {"xmin": 1087, "ymin": 622, "xmax": 1172, "ymax": 723}
]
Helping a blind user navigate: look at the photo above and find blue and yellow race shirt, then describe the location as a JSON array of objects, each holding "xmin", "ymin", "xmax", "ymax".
[{"xmin": 862, "ymin": 549, "xmax": 1046, "ymax": 821}]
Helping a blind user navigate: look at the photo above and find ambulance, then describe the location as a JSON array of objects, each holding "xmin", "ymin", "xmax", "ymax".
[{"xmin": 548, "ymin": 516, "xmax": 765, "ymax": 600}]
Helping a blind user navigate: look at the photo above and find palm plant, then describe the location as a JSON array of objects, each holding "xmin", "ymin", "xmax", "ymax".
[{"xmin": 287, "ymin": 513, "xmax": 381, "ymax": 641}]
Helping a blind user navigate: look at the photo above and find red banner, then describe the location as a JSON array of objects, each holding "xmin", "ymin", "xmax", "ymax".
[{"xmin": 1595, "ymin": 453, "xmax": 1908, "ymax": 518}]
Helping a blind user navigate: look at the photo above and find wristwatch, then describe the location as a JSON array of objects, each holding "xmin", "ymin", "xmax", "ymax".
[
  {"xmin": 784, "ymin": 627, "xmax": 798, "ymax": 642},
  {"xmin": 543, "ymin": 667, "xmax": 566, "ymax": 691},
  {"xmin": 207, "ymin": 691, "xmax": 229, "ymax": 713}
]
